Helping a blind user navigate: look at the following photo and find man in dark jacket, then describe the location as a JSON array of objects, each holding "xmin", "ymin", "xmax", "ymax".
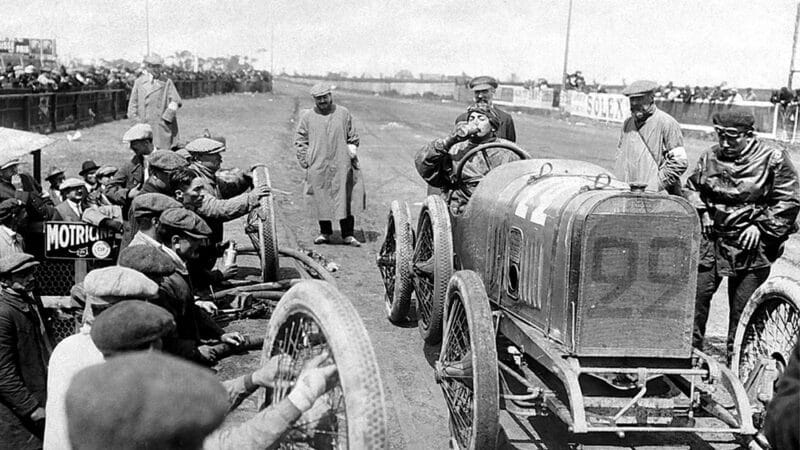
[
  {"xmin": 0, "ymin": 253, "xmax": 53, "ymax": 449},
  {"xmin": 455, "ymin": 76, "xmax": 516, "ymax": 142},
  {"xmin": 685, "ymin": 110, "xmax": 800, "ymax": 359}
]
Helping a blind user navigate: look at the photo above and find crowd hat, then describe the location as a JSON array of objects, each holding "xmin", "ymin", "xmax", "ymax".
[
  {"xmin": 148, "ymin": 150, "xmax": 189, "ymax": 171},
  {"xmin": 59, "ymin": 178, "xmax": 85, "ymax": 191},
  {"xmin": 159, "ymin": 207, "xmax": 212, "ymax": 238},
  {"xmin": 122, "ymin": 123, "xmax": 153, "ymax": 143},
  {"xmin": 90, "ymin": 301, "xmax": 176, "ymax": 353},
  {"xmin": 130, "ymin": 193, "xmax": 181, "ymax": 219},
  {"xmin": 0, "ymin": 199, "xmax": 23, "ymax": 223},
  {"xmin": 621, "ymin": 80, "xmax": 659, "ymax": 97},
  {"xmin": 65, "ymin": 352, "xmax": 229, "ymax": 449},
  {"xmin": 143, "ymin": 54, "xmax": 164, "ymax": 66},
  {"xmin": 185, "ymin": 137, "xmax": 226, "ymax": 155},
  {"xmin": 82, "ymin": 266, "xmax": 159, "ymax": 305},
  {"xmin": 0, "ymin": 253, "xmax": 39, "ymax": 275},
  {"xmin": 79, "ymin": 160, "xmax": 100, "ymax": 176},
  {"xmin": 469, "ymin": 76, "xmax": 499, "ymax": 91},
  {"xmin": 309, "ymin": 82, "xmax": 332, "ymax": 97},
  {"xmin": 712, "ymin": 110, "xmax": 756, "ymax": 131},
  {"xmin": 0, "ymin": 157, "xmax": 22, "ymax": 171},
  {"xmin": 95, "ymin": 165, "xmax": 118, "ymax": 178},
  {"xmin": 118, "ymin": 245, "xmax": 176, "ymax": 277},
  {"xmin": 45, "ymin": 166, "xmax": 65, "ymax": 181}
]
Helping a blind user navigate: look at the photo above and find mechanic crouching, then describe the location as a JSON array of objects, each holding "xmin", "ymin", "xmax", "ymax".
[
  {"xmin": 415, "ymin": 103, "xmax": 518, "ymax": 214},
  {"xmin": 685, "ymin": 110, "xmax": 800, "ymax": 362}
]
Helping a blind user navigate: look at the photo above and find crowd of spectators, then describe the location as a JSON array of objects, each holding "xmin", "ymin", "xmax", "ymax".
[
  {"xmin": 653, "ymin": 82, "xmax": 758, "ymax": 104},
  {"xmin": 0, "ymin": 63, "xmax": 272, "ymax": 94}
]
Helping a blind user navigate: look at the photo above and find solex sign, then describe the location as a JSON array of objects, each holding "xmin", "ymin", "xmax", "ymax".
[{"xmin": 45, "ymin": 222, "xmax": 118, "ymax": 260}]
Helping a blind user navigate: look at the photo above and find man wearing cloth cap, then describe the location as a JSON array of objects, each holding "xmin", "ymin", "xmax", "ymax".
[
  {"xmin": 106, "ymin": 123, "xmax": 155, "ymax": 211},
  {"xmin": 614, "ymin": 80, "xmax": 687, "ymax": 194},
  {"xmin": 0, "ymin": 253, "xmax": 53, "ymax": 449},
  {"xmin": 0, "ymin": 199, "xmax": 25, "ymax": 258},
  {"xmin": 123, "ymin": 192, "xmax": 181, "ymax": 250},
  {"xmin": 685, "ymin": 110, "xmax": 800, "ymax": 360},
  {"xmin": 139, "ymin": 149, "xmax": 189, "ymax": 195},
  {"xmin": 66, "ymin": 350, "xmax": 339, "ymax": 449},
  {"xmin": 127, "ymin": 54, "xmax": 182, "ymax": 150},
  {"xmin": 86, "ymin": 165, "xmax": 118, "ymax": 207},
  {"xmin": 294, "ymin": 82, "xmax": 365, "ymax": 246},
  {"xmin": 42, "ymin": 266, "xmax": 160, "ymax": 450},
  {"xmin": 185, "ymin": 137, "xmax": 270, "ymax": 289},
  {"xmin": 455, "ymin": 76, "xmax": 516, "ymax": 142}
]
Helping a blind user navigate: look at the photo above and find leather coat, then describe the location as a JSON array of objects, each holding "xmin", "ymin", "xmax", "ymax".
[{"xmin": 685, "ymin": 138, "xmax": 800, "ymax": 274}]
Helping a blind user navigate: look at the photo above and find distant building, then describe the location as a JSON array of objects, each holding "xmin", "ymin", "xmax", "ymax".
[
  {"xmin": 419, "ymin": 73, "xmax": 445, "ymax": 81},
  {"xmin": 394, "ymin": 70, "xmax": 414, "ymax": 79}
]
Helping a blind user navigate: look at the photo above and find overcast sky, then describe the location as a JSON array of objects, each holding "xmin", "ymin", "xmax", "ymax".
[{"xmin": 5, "ymin": 0, "xmax": 798, "ymax": 88}]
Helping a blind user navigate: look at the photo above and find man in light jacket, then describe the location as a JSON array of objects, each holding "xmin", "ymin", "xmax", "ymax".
[{"xmin": 127, "ymin": 54, "xmax": 182, "ymax": 150}]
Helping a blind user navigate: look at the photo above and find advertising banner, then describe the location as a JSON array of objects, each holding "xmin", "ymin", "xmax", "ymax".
[
  {"xmin": 562, "ymin": 90, "xmax": 630, "ymax": 123},
  {"xmin": 44, "ymin": 222, "xmax": 118, "ymax": 260},
  {"xmin": 494, "ymin": 85, "xmax": 557, "ymax": 110},
  {"xmin": 0, "ymin": 37, "xmax": 56, "ymax": 59}
]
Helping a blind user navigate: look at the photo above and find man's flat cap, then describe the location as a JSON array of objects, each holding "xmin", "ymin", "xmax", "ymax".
[
  {"xmin": 118, "ymin": 245, "xmax": 176, "ymax": 277},
  {"xmin": 469, "ymin": 76, "xmax": 499, "ymax": 91},
  {"xmin": 143, "ymin": 54, "xmax": 164, "ymax": 66},
  {"xmin": 713, "ymin": 110, "xmax": 756, "ymax": 130},
  {"xmin": 59, "ymin": 178, "xmax": 85, "ymax": 191},
  {"xmin": 95, "ymin": 165, "xmax": 118, "ymax": 178},
  {"xmin": 309, "ymin": 82, "xmax": 332, "ymax": 97},
  {"xmin": 621, "ymin": 80, "xmax": 659, "ymax": 97},
  {"xmin": 0, "ymin": 199, "xmax": 23, "ymax": 223},
  {"xmin": 122, "ymin": 123, "xmax": 153, "ymax": 143},
  {"xmin": 0, "ymin": 157, "xmax": 22, "ymax": 171},
  {"xmin": 90, "ymin": 301, "xmax": 176, "ymax": 353},
  {"xmin": 202, "ymin": 129, "xmax": 227, "ymax": 146},
  {"xmin": 45, "ymin": 166, "xmax": 65, "ymax": 180},
  {"xmin": 185, "ymin": 137, "xmax": 226, "ymax": 155},
  {"xmin": 66, "ymin": 352, "xmax": 228, "ymax": 450},
  {"xmin": 83, "ymin": 266, "xmax": 159, "ymax": 305},
  {"xmin": 159, "ymin": 208, "xmax": 212, "ymax": 238},
  {"xmin": 0, "ymin": 253, "xmax": 39, "ymax": 275},
  {"xmin": 174, "ymin": 148, "xmax": 191, "ymax": 160},
  {"xmin": 130, "ymin": 193, "xmax": 181, "ymax": 218},
  {"xmin": 148, "ymin": 150, "xmax": 189, "ymax": 172}
]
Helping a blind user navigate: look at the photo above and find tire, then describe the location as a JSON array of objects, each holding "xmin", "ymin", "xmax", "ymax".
[
  {"xmin": 436, "ymin": 270, "xmax": 499, "ymax": 450},
  {"xmin": 261, "ymin": 280, "xmax": 388, "ymax": 449},
  {"xmin": 249, "ymin": 164, "xmax": 280, "ymax": 282},
  {"xmin": 731, "ymin": 277, "xmax": 800, "ymax": 386},
  {"xmin": 412, "ymin": 195, "xmax": 453, "ymax": 344},
  {"xmin": 377, "ymin": 200, "xmax": 414, "ymax": 322}
]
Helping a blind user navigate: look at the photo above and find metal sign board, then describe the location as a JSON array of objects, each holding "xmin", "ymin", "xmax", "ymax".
[{"xmin": 44, "ymin": 222, "xmax": 118, "ymax": 260}]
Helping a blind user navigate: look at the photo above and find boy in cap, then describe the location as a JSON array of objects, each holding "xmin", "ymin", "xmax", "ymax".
[
  {"xmin": 106, "ymin": 123, "xmax": 154, "ymax": 210},
  {"xmin": 127, "ymin": 54, "xmax": 182, "ymax": 151},
  {"xmin": 455, "ymin": 75, "xmax": 516, "ymax": 142},
  {"xmin": 0, "ymin": 198, "xmax": 25, "ymax": 258},
  {"xmin": 140, "ymin": 149, "xmax": 189, "ymax": 196},
  {"xmin": 185, "ymin": 137, "xmax": 270, "ymax": 289},
  {"xmin": 416, "ymin": 103, "xmax": 521, "ymax": 214},
  {"xmin": 44, "ymin": 167, "xmax": 65, "ymax": 204},
  {"xmin": 685, "ymin": 110, "xmax": 800, "ymax": 360},
  {"xmin": 0, "ymin": 253, "xmax": 52, "ymax": 449},
  {"xmin": 66, "ymin": 350, "xmax": 339, "ymax": 449},
  {"xmin": 294, "ymin": 83, "xmax": 365, "ymax": 247},
  {"xmin": 614, "ymin": 79, "xmax": 687, "ymax": 194},
  {"xmin": 43, "ymin": 266, "xmax": 160, "ymax": 450}
]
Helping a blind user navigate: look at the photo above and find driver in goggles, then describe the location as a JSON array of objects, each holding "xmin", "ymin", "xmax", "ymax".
[{"xmin": 415, "ymin": 103, "xmax": 520, "ymax": 214}]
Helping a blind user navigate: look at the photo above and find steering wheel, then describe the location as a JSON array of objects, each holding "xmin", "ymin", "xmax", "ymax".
[{"xmin": 452, "ymin": 141, "xmax": 531, "ymax": 198}]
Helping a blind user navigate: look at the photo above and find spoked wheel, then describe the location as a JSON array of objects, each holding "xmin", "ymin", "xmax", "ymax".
[
  {"xmin": 261, "ymin": 281, "xmax": 387, "ymax": 448},
  {"xmin": 376, "ymin": 200, "xmax": 414, "ymax": 322},
  {"xmin": 247, "ymin": 164, "xmax": 280, "ymax": 282},
  {"xmin": 412, "ymin": 195, "xmax": 453, "ymax": 344},
  {"xmin": 731, "ymin": 277, "xmax": 800, "ymax": 424},
  {"xmin": 435, "ymin": 270, "xmax": 499, "ymax": 450}
]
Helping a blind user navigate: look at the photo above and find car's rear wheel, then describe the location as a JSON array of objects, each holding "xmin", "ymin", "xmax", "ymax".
[
  {"xmin": 376, "ymin": 200, "xmax": 414, "ymax": 322},
  {"xmin": 435, "ymin": 270, "xmax": 499, "ymax": 450},
  {"xmin": 412, "ymin": 195, "xmax": 453, "ymax": 344},
  {"xmin": 732, "ymin": 277, "xmax": 800, "ymax": 425},
  {"xmin": 261, "ymin": 281, "xmax": 388, "ymax": 448}
]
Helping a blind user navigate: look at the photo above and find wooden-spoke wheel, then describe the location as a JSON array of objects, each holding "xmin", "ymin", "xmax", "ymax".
[
  {"xmin": 731, "ymin": 277, "xmax": 800, "ymax": 423},
  {"xmin": 412, "ymin": 195, "xmax": 453, "ymax": 344},
  {"xmin": 247, "ymin": 164, "xmax": 280, "ymax": 282},
  {"xmin": 262, "ymin": 281, "xmax": 388, "ymax": 448},
  {"xmin": 435, "ymin": 271, "xmax": 499, "ymax": 450},
  {"xmin": 376, "ymin": 200, "xmax": 414, "ymax": 322}
]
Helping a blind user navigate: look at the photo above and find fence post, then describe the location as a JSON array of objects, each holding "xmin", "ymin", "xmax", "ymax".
[{"xmin": 49, "ymin": 93, "xmax": 56, "ymax": 132}]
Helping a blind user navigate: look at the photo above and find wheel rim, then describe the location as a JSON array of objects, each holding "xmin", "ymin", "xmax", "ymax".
[
  {"xmin": 413, "ymin": 210, "xmax": 435, "ymax": 329},
  {"xmin": 269, "ymin": 312, "xmax": 347, "ymax": 449},
  {"xmin": 738, "ymin": 296, "xmax": 800, "ymax": 383},
  {"xmin": 437, "ymin": 291, "xmax": 475, "ymax": 449},
  {"xmin": 377, "ymin": 215, "xmax": 397, "ymax": 310}
]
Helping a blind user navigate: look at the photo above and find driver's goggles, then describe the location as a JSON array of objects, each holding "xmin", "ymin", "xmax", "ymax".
[{"xmin": 714, "ymin": 126, "xmax": 744, "ymax": 139}]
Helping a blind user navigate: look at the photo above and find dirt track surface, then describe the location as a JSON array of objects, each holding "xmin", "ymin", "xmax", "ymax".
[{"xmin": 41, "ymin": 81, "xmax": 800, "ymax": 449}]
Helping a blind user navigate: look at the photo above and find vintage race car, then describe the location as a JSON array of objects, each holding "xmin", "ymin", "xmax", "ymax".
[{"xmin": 377, "ymin": 141, "xmax": 800, "ymax": 448}]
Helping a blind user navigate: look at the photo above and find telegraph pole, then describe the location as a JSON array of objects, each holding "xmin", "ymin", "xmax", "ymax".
[
  {"xmin": 561, "ymin": 0, "xmax": 573, "ymax": 90},
  {"xmin": 145, "ymin": 0, "xmax": 151, "ymax": 56},
  {"xmin": 790, "ymin": 1, "xmax": 800, "ymax": 89},
  {"xmin": 270, "ymin": 1, "xmax": 275, "ymax": 74}
]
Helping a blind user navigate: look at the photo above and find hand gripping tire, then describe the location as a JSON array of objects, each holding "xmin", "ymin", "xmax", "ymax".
[
  {"xmin": 412, "ymin": 195, "xmax": 453, "ymax": 344},
  {"xmin": 731, "ymin": 277, "xmax": 800, "ymax": 411},
  {"xmin": 377, "ymin": 200, "xmax": 414, "ymax": 322},
  {"xmin": 261, "ymin": 280, "xmax": 388, "ymax": 449},
  {"xmin": 247, "ymin": 164, "xmax": 280, "ymax": 282},
  {"xmin": 435, "ymin": 270, "xmax": 499, "ymax": 450}
]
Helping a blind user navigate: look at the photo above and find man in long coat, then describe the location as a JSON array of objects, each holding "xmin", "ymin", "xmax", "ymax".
[
  {"xmin": 294, "ymin": 83, "xmax": 365, "ymax": 247},
  {"xmin": 126, "ymin": 54, "xmax": 182, "ymax": 150}
]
